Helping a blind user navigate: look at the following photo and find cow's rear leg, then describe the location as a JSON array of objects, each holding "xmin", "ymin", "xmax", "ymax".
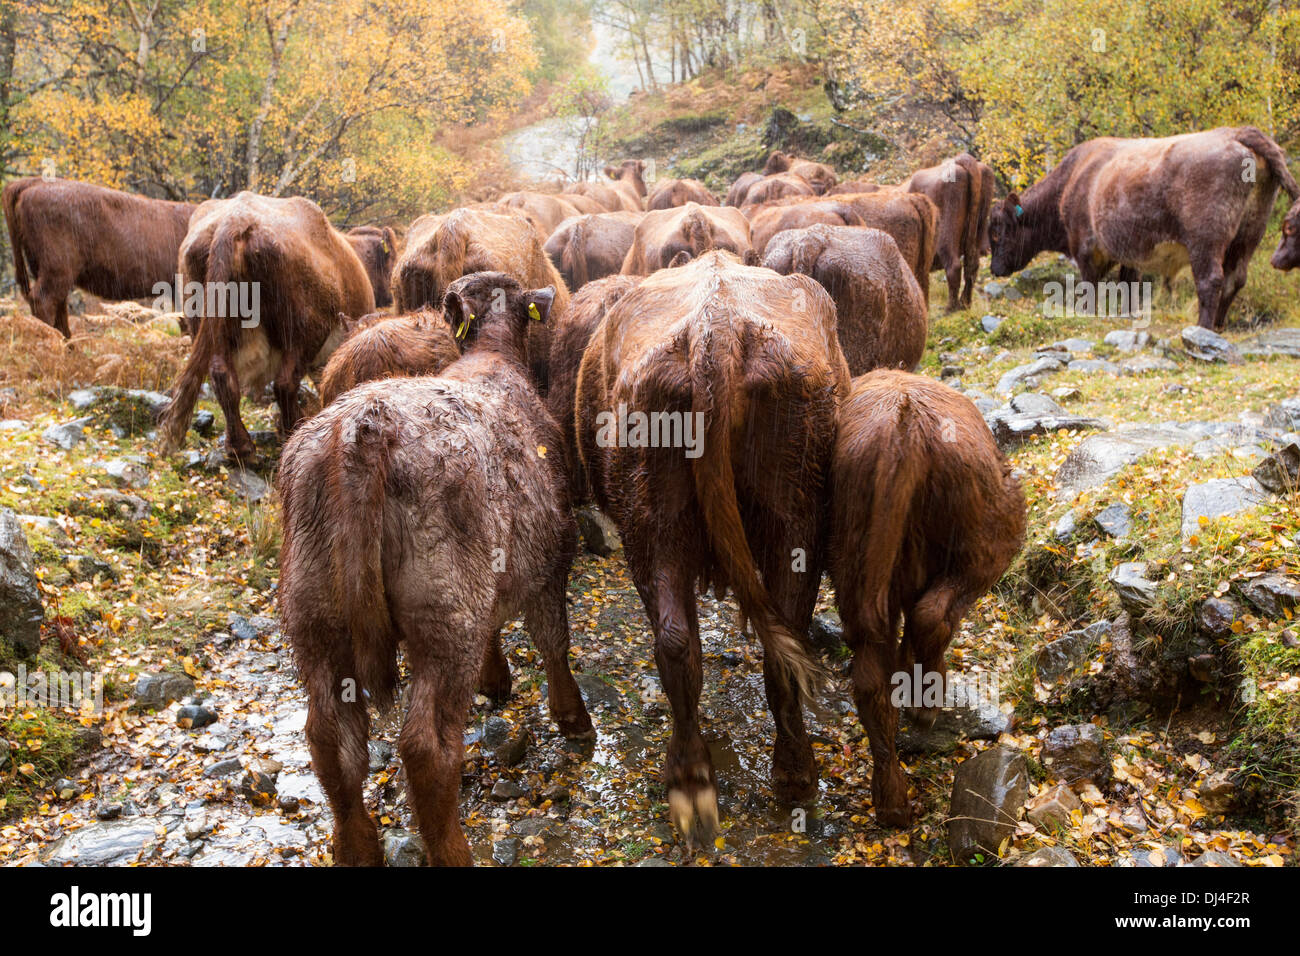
[
  {"xmin": 304, "ymin": 661, "xmax": 380, "ymax": 866},
  {"xmin": 845, "ymin": 615, "xmax": 909, "ymax": 827},
  {"xmin": 477, "ymin": 631, "xmax": 512, "ymax": 703},
  {"xmin": 900, "ymin": 582, "xmax": 963, "ymax": 731},
  {"xmin": 525, "ymin": 565, "xmax": 594, "ymax": 740},
  {"xmin": 1213, "ymin": 251, "xmax": 1250, "ymax": 330},
  {"xmin": 960, "ymin": 245, "xmax": 978, "ymax": 309},
  {"xmin": 633, "ymin": 552, "xmax": 716, "ymax": 842},
  {"xmin": 942, "ymin": 252, "xmax": 962, "ymax": 312},
  {"xmin": 272, "ymin": 357, "xmax": 306, "ymax": 439},
  {"xmin": 400, "ymin": 636, "xmax": 477, "ymax": 866},
  {"xmin": 30, "ymin": 274, "xmax": 71, "ymax": 338},
  {"xmin": 1190, "ymin": 248, "xmax": 1227, "ymax": 330},
  {"xmin": 208, "ymin": 348, "xmax": 255, "ymax": 462}
]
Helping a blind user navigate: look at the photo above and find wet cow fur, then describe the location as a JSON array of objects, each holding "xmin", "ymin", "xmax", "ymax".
[
  {"xmin": 317, "ymin": 308, "xmax": 461, "ymax": 406},
  {"xmin": 833, "ymin": 190, "xmax": 939, "ymax": 307},
  {"xmin": 601, "ymin": 159, "xmax": 649, "ymax": 211},
  {"xmin": 763, "ymin": 151, "xmax": 839, "ymax": 195},
  {"xmin": 646, "ymin": 178, "xmax": 720, "ymax": 210},
  {"xmin": 158, "ymin": 191, "xmax": 374, "ymax": 461},
  {"xmin": 343, "ymin": 225, "xmax": 399, "ymax": 309},
  {"xmin": 279, "ymin": 272, "xmax": 593, "ymax": 866},
  {"xmin": 988, "ymin": 126, "xmax": 1299, "ymax": 330},
  {"xmin": 544, "ymin": 211, "xmax": 642, "ymax": 290},
  {"xmin": 576, "ymin": 251, "xmax": 850, "ymax": 841},
  {"xmin": 763, "ymin": 225, "xmax": 928, "ymax": 374},
  {"xmin": 620, "ymin": 202, "xmax": 755, "ymax": 275},
  {"xmin": 746, "ymin": 196, "xmax": 867, "ymax": 256},
  {"xmin": 829, "ymin": 371, "xmax": 1025, "ymax": 826},
  {"xmin": 392, "ymin": 206, "xmax": 570, "ymax": 390},
  {"xmin": 904, "ymin": 153, "xmax": 993, "ymax": 311},
  {"xmin": 2, "ymin": 177, "xmax": 196, "ymax": 337}
]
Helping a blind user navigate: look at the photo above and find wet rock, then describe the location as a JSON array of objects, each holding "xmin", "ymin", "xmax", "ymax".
[
  {"xmin": 1109, "ymin": 562, "xmax": 1158, "ymax": 614},
  {"xmin": 226, "ymin": 468, "xmax": 269, "ymax": 502},
  {"xmin": 74, "ymin": 489, "xmax": 151, "ymax": 521},
  {"xmin": 492, "ymin": 837, "xmax": 521, "ymax": 865},
  {"xmin": 63, "ymin": 553, "xmax": 117, "ymax": 584},
  {"xmin": 575, "ymin": 673, "xmax": 624, "ymax": 713},
  {"xmin": 1185, "ymin": 850, "xmax": 1243, "ymax": 867},
  {"xmin": 897, "ymin": 699, "xmax": 1010, "ymax": 754},
  {"xmin": 1056, "ymin": 425, "xmax": 1197, "ymax": 492},
  {"xmin": 1198, "ymin": 771, "xmax": 1236, "ymax": 814},
  {"xmin": 382, "ymin": 828, "xmax": 427, "ymax": 867},
  {"xmin": 1264, "ymin": 396, "xmax": 1300, "ymax": 432},
  {"xmin": 1052, "ymin": 510, "xmax": 1080, "ymax": 542},
  {"xmin": 1015, "ymin": 845, "xmax": 1079, "ymax": 867},
  {"xmin": 1181, "ymin": 325, "xmax": 1241, "ymax": 363},
  {"xmin": 940, "ymin": 365, "xmax": 964, "ymax": 381},
  {"xmin": 44, "ymin": 820, "xmax": 159, "ymax": 866},
  {"xmin": 1119, "ymin": 354, "xmax": 1178, "ymax": 374},
  {"xmin": 1283, "ymin": 628, "xmax": 1299, "ymax": 649},
  {"xmin": 1025, "ymin": 784, "xmax": 1080, "ymax": 830},
  {"xmin": 949, "ymin": 745, "xmax": 1029, "ymax": 864},
  {"xmin": 192, "ymin": 410, "xmax": 215, "ymax": 437},
  {"xmin": 53, "ymin": 778, "xmax": 80, "ymax": 800},
  {"xmin": 134, "ymin": 671, "xmax": 196, "ymax": 710},
  {"xmin": 184, "ymin": 813, "xmax": 212, "ymax": 842},
  {"xmin": 241, "ymin": 757, "xmax": 283, "ymax": 803},
  {"xmin": 94, "ymin": 802, "xmax": 123, "ymax": 821},
  {"xmin": 16, "ymin": 514, "xmax": 69, "ymax": 545},
  {"xmin": 0, "ymin": 738, "xmax": 8, "ymax": 768},
  {"xmin": 102, "ymin": 457, "xmax": 150, "ymax": 490},
  {"xmin": 0, "ymin": 508, "xmax": 43, "ymax": 656},
  {"xmin": 1069, "ymin": 358, "xmax": 1122, "ymax": 375},
  {"xmin": 1197, "ymin": 597, "xmax": 1241, "ymax": 640},
  {"xmin": 41, "ymin": 416, "xmax": 94, "ymax": 450},
  {"xmin": 176, "ymin": 704, "xmax": 218, "ymax": 729},
  {"xmin": 539, "ymin": 783, "xmax": 570, "ymax": 804},
  {"xmin": 1036, "ymin": 621, "xmax": 1110, "ymax": 683},
  {"xmin": 1126, "ymin": 845, "xmax": 1184, "ymax": 867},
  {"xmin": 995, "ymin": 357, "xmax": 1065, "ymax": 395},
  {"xmin": 576, "ymin": 505, "xmax": 622, "ymax": 556},
  {"xmin": 1240, "ymin": 573, "xmax": 1300, "ymax": 618},
  {"xmin": 367, "ymin": 740, "xmax": 394, "ymax": 773},
  {"xmin": 1042, "ymin": 723, "xmax": 1111, "ymax": 786},
  {"xmin": 809, "ymin": 611, "xmax": 845, "ymax": 652},
  {"xmin": 1053, "ymin": 338, "xmax": 1095, "ymax": 353},
  {"xmin": 1104, "ymin": 329, "xmax": 1149, "ymax": 351},
  {"xmin": 1051, "ymin": 386, "xmax": 1082, "ymax": 402},
  {"xmin": 482, "ymin": 717, "xmax": 530, "ymax": 766},
  {"xmin": 1239, "ymin": 328, "xmax": 1300, "ymax": 359},
  {"xmin": 490, "ymin": 779, "xmax": 526, "ymax": 801},
  {"xmin": 1252, "ymin": 442, "xmax": 1300, "ymax": 494},
  {"xmin": 227, "ymin": 612, "xmax": 260, "ymax": 641},
  {"xmin": 203, "ymin": 757, "xmax": 243, "ymax": 779},
  {"xmin": 1094, "ymin": 503, "xmax": 1131, "ymax": 538},
  {"xmin": 1181, "ymin": 477, "xmax": 1267, "ymax": 539}
]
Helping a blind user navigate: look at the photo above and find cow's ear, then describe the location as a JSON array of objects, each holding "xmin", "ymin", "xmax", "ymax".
[
  {"xmin": 382, "ymin": 227, "xmax": 397, "ymax": 257},
  {"xmin": 443, "ymin": 290, "xmax": 472, "ymax": 342},
  {"xmin": 668, "ymin": 250, "xmax": 693, "ymax": 268},
  {"xmin": 1005, "ymin": 191, "xmax": 1022, "ymax": 216},
  {"xmin": 742, "ymin": 249, "xmax": 760, "ymax": 267},
  {"xmin": 603, "ymin": 165, "xmax": 617, "ymax": 180},
  {"xmin": 524, "ymin": 286, "xmax": 555, "ymax": 325},
  {"xmin": 635, "ymin": 160, "xmax": 646, "ymax": 174}
]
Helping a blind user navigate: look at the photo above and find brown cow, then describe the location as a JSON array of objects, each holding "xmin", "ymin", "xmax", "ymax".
[
  {"xmin": 564, "ymin": 180, "xmax": 625, "ymax": 213},
  {"xmin": 646, "ymin": 178, "xmax": 720, "ymax": 210},
  {"xmin": 904, "ymin": 153, "xmax": 994, "ymax": 311},
  {"xmin": 764, "ymin": 225, "xmax": 928, "ymax": 374},
  {"xmin": 317, "ymin": 308, "xmax": 461, "ymax": 405},
  {"xmin": 764, "ymin": 151, "xmax": 838, "ymax": 195},
  {"xmin": 746, "ymin": 196, "xmax": 867, "ymax": 256},
  {"xmin": 280, "ymin": 271, "xmax": 593, "ymax": 866},
  {"xmin": 828, "ymin": 179, "xmax": 882, "ymax": 195},
  {"xmin": 2, "ymin": 177, "xmax": 196, "ymax": 337},
  {"xmin": 829, "ymin": 371, "xmax": 1025, "ymax": 825},
  {"xmin": 495, "ymin": 191, "xmax": 587, "ymax": 238},
  {"xmin": 392, "ymin": 206, "xmax": 569, "ymax": 389},
  {"xmin": 620, "ymin": 202, "xmax": 754, "ymax": 275},
  {"xmin": 739, "ymin": 172, "xmax": 817, "ymax": 210},
  {"xmin": 545, "ymin": 274, "xmax": 640, "ymax": 501},
  {"xmin": 602, "ymin": 159, "xmax": 649, "ymax": 211},
  {"xmin": 576, "ymin": 251, "xmax": 849, "ymax": 840},
  {"xmin": 1269, "ymin": 197, "xmax": 1300, "ymax": 269},
  {"xmin": 543, "ymin": 211, "xmax": 642, "ymax": 290},
  {"xmin": 725, "ymin": 171, "xmax": 764, "ymax": 207},
  {"xmin": 988, "ymin": 126, "xmax": 1299, "ymax": 330},
  {"xmin": 343, "ymin": 225, "xmax": 399, "ymax": 310},
  {"xmin": 158, "ymin": 192, "xmax": 374, "ymax": 461}
]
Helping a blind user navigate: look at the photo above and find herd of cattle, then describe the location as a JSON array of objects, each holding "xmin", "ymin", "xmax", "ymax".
[{"xmin": 4, "ymin": 123, "xmax": 1300, "ymax": 865}]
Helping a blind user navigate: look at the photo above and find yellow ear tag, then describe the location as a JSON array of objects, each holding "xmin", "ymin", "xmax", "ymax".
[
  {"xmin": 528, "ymin": 302, "xmax": 542, "ymax": 322},
  {"xmin": 456, "ymin": 312, "xmax": 474, "ymax": 340}
]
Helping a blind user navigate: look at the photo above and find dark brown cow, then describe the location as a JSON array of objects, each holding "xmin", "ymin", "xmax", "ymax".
[
  {"xmin": 2, "ymin": 177, "xmax": 196, "ymax": 337},
  {"xmin": 620, "ymin": 202, "xmax": 754, "ymax": 275},
  {"xmin": 543, "ymin": 211, "xmax": 642, "ymax": 290},
  {"xmin": 646, "ymin": 178, "xmax": 720, "ymax": 210},
  {"xmin": 746, "ymin": 197, "xmax": 867, "ymax": 256},
  {"xmin": 343, "ymin": 225, "xmax": 399, "ymax": 310},
  {"xmin": 317, "ymin": 308, "xmax": 461, "ymax": 405},
  {"xmin": 989, "ymin": 126, "xmax": 1299, "ymax": 330},
  {"xmin": 545, "ymin": 274, "xmax": 640, "ymax": 501},
  {"xmin": 725, "ymin": 171, "xmax": 764, "ymax": 208},
  {"xmin": 829, "ymin": 371, "xmax": 1025, "ymax": 825},
  {"xmin": 602, "ymin": 159, "xmax": 649, "ymax": 212},
  {"xmin": 158, "ymin": 192, "xmax": 374, "ymax": 460},
  {"xmin": 280, "ymin": 272, "xmax": 593, "ymax": 866},
  {"xmin": 392, "ymin": 206, "xmax": 569, "ymax": 390},
  {"xmin": 904, "ymin": 153, "xmax": 993, "ymax": 311},
  {"xmin": 1269, "ymin": 197, "xmax": 1300, "ymax": 269},
  {"xmin": 763, "ymin": 151, "xmax": 838, "ymax": 195},
  {"xmin": 764, "ymin": 225, "xmax": 928, "ymax": 374},
  {"xmin": 577, "ymin": 251, "xmax": 849, "ymax": 840}
]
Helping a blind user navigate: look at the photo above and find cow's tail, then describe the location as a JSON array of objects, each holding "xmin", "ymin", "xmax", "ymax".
[
  {"xmin": 845, "ymin": 390, "xmax": 924, "ymax": 642},
  {"xmin": 565, "ymin": 216, "xmax": 590, "ymax": 288},
  {"xmin": 1236, "ymin": 126, "xmax": 1300, "ymax": 200},
  {"xmin": 955, "ymin": 153, "xmax": 983, "ymax": 260},
  {"xmin": 3, "ymin": 179, "xmax": 34, "ymax": 298},
  {"xmin": 690, "ymin": 321, "xmax": 821, "ymax": 704},
  {"xmin": 684, "ymin": 210, "xmax": 714, "ymax": 257},
  {"xmin": 431, "ymin": 212, "xmax": 470, "ymax": 305},
  {"xmin": 158, "ymin": 219, "xmax": 249, "ymax": 453},
  {"xmin": 330, "ymin": 406, "xmax": 400, "ymax": 709},
  {"xmin": 907, "ymin": 193, "xmax": 938, "ymax": 305}
]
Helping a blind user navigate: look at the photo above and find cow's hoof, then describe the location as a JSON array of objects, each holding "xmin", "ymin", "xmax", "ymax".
[
  {"xmin": 771, "ymin": 764, "xmax": 818, "ymax": 803},
  {"xmin": 874, "ymin": 804, "xmax": 913, "ymax": 828},
  {"xmin": 478, "ymin": 675, "xmax": 512, "ymax": 704},
  {"xmin": 668, "ymin": 784, "xmax": 718, "ymax": 844}
]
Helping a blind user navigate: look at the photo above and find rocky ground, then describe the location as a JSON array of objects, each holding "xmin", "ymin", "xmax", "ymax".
[{"xmin": 0, "ymin": 261, "xmax": 1298, "ymax": 866}]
